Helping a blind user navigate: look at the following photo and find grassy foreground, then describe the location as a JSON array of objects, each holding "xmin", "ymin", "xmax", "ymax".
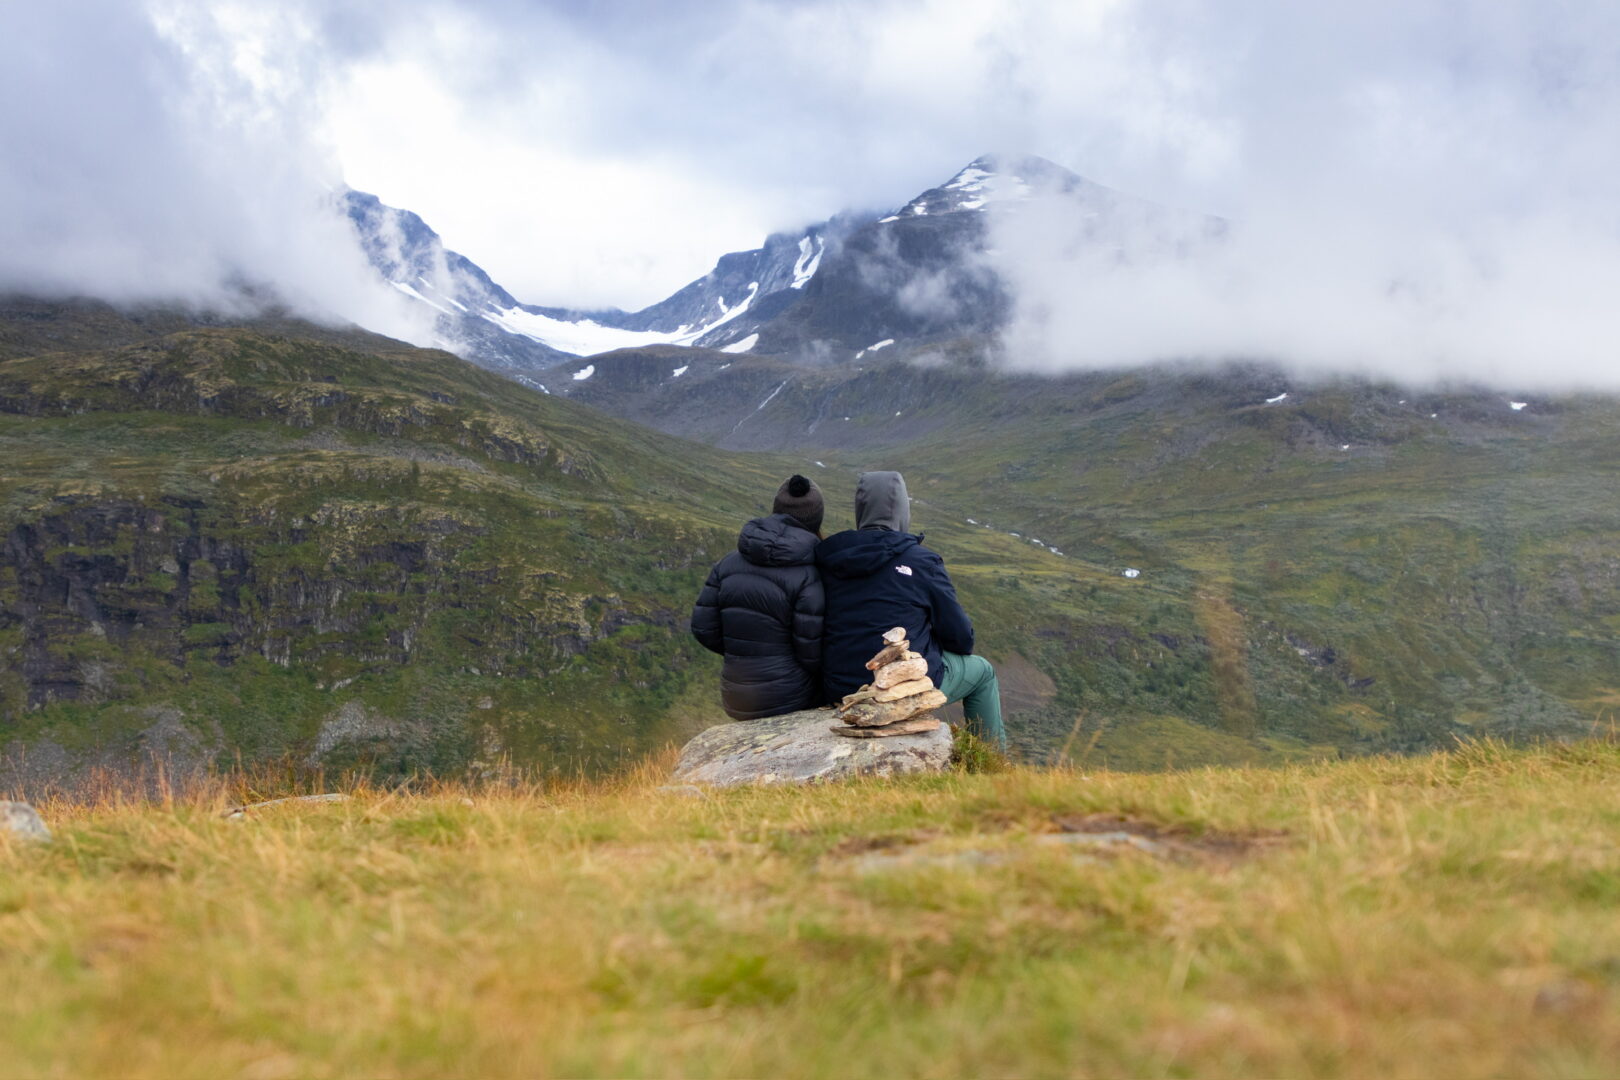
[{"xmin": 3, "ymin": 740, "xmax": 1619, "ymax": 1078}]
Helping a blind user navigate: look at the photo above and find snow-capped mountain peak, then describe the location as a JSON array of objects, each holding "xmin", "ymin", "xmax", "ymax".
[
  {"xmin": 881, "ymin": 153, "xmax": 1082, "ymax": 221},
  {"xmin": 343, "ymin": 152, "xmax": 1217, "ymax": 374}
]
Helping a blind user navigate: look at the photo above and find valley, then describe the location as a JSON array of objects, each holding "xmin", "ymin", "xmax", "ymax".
[
  {"xmin": 1, "ymin": 158, "xmax": 1616, "ymax": 788},
  {"xmin": 2, "ymin": 297, "xmax": 1616, "ymax": 788}
]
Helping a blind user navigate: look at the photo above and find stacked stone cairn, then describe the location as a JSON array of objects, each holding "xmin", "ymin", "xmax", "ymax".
[{"xmin": 831, "ymin": 627, "xmax": 948, "ymax": 738}]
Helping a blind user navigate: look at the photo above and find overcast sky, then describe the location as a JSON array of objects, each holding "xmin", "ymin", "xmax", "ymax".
[{"xmin": 3, "ymin": 0, "xmax": 1618, "ymax": 383}]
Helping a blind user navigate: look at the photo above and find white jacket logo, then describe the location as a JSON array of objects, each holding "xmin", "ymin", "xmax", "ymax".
[{"xmin": 895, "ymin": 565, "xmax": 913, "ymax": 576}]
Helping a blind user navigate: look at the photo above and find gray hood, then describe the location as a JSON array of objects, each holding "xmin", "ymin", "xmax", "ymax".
[{"xmin": 855, "ymin": 470, "xmax": 911, "ymax": 533}]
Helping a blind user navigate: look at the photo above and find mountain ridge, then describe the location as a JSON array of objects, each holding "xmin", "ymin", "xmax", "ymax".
[{"xmin": 344, "ymin": 152, "xmax": 1221, "ymax": 373}]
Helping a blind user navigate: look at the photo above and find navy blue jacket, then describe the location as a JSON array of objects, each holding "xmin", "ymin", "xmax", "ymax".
[
  {"xmin": 815, "ymin": 529, "xmax": 975, "ymax": 700},
  {"xmin": 691, "ymin": 514, "xmax": 825, "ymax": 720}
]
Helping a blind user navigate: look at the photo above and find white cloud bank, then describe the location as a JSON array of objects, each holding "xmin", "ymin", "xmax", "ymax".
[
  {"xmin": 3, "ymin": 0, "xmax": 1619, "ymax": 387},
  {"xmin": 989, "ymin": 2, "xmax": 1620, "ymax": 387},
  {"xmin": 0, "ymin": 1, "xmax": 427, "ymax": 341}
]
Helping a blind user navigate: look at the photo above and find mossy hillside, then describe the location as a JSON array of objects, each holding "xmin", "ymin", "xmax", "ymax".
[
  {"xmin": 5, "ymin": 309, "xmax": 1615, "ymax": 776},
  {"xmin": 541, "ymin": 344, "xmax": 1620, "ymax": 759},
  {"xmin": 787, "ymin": 364, "xmax": 1620, "ymax": 760},
  {"xmin": 0, "ymin": 321, "xmax": 1231, "ymax": 776},
  {"xmin": 0, "ymin": 327, "xmax": 799, "ymax": 774}
]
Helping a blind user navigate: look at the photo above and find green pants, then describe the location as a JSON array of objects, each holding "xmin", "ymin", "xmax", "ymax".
[{"xmin": 938, "ymin": 652, "xmax": 1006, "ymax": 751}]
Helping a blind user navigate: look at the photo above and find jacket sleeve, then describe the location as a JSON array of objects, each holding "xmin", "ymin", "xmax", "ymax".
[
  {"xmin": 791, "ymin": 569, "xmax": 825, "ymax": 674},
  {"xmin": 922, "ymin": 551, "xmax": 975, "ymax": 655},
  {"xmin": 690, "ymin": 563, "xmax": 724, "ymax": 655}
]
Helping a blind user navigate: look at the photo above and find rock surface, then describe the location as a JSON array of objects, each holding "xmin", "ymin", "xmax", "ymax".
[
  {"xmin": 672, "ymin": 709, "xmax": 952, "ymax": 787},
  {"xmin": 0, "ymin": 801, "xmax": 51, "ymax": 843},
  {"xmin": 0, "ymin": 707, "xmax": 224, "ymax": 801},
  {"xmin": 222, "ymin": 793, "xmax": 350, "ymax": 820},
  {"xmin": 833, "ymin": 716, "xmax": 943, "ymax": 738}
]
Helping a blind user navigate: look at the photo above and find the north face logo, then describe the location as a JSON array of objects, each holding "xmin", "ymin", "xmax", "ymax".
[{"xmin": 895, "ymin": 565, "xmax": 913, "ymax": 576}]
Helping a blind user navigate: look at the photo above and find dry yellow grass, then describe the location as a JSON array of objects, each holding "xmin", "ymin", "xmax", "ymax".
[{"xmin": 2, "ymin": 739, "xmax": 1619, "ymax": 1078}]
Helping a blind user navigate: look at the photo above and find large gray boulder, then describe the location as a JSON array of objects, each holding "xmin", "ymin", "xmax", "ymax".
[{"xmin": 671, "ymin": 708, "xmax": 953, "ymax": 787}]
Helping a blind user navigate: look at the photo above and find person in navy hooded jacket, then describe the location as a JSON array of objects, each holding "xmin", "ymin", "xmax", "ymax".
[{"xmin": 815, "ymin": 470, "xmax": 1006, "ymax": 750}]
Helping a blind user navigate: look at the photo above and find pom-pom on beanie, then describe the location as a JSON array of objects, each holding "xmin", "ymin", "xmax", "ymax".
[{"xmin": 772, "ymin": 474, "xmax": 825, "ymax": 533}]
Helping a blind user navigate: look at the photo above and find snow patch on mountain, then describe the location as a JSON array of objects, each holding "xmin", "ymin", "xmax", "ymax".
[
  {"xmin": 888, "ymin": 156, "xmax": 1042, "ymax": 220},
  {"xmin": 946, "ymin": 166, "xmax": 992, "ymax": 192},
  {"xmin": 390, "ymin": 280, "xmax": 454, "ymax": 316},
  {"xmin": 791, "ymin": 236, "xmax": 824, "ymax": 289},
  {"xmin": 722, "ymin": 333, "xmax": 759, "ymax": 354},
  {"xmin": 486, "ymin": 308, "xmax": 694, "ymax": 356},
  {"xmin": 485, "ymin": 281, "xmax": 761, "ymax": 357}
]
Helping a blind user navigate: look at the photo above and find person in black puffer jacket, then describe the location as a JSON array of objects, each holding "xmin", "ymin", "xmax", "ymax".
[{"xmin": 690, "ymin": 475, "xmax": 827, "ymax": 720}]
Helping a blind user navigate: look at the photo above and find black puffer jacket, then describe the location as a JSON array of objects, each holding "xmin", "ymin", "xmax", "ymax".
[{"xmin": 691, "ymin": 514, "xmax": 826, "ymax": 720}]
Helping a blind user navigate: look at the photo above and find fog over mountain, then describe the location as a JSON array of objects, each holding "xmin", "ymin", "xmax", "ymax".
[
  {"xmin": 986, "ymin": 4, "xmax": 1620, "ymax": 387},
  {"xmin": 0, "ymin": 1, "xmax": 429, "ymax": 343},
  {"xmin": 3, "ymin": 1, "xmax": 1618, "ymax": 386}
]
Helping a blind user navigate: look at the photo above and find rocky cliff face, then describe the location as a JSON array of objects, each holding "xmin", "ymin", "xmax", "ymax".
[{"xmin": 0, "ymin": 311, "xmax": 773, "ymax": 790}]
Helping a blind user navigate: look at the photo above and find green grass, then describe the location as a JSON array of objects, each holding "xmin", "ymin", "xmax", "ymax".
[{"xmin": 2, "ymin": 740, "xmax": 1618, "ymax": 1077}]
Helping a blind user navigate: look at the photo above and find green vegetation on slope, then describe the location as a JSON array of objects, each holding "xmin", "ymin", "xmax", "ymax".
[
  {"xmin": 871, "ymin": 364, "xmax": 1620, "ymax": 759},
  {"xmin": 4, "ymin": 303, "xmax": 1617, "ymax": 779},
  {"xmin": 0, "ymin": 320, "xmax": 791, "ymax": 779},
  {"xmin": 2, "ymin": 741, "xmax": 1619, "ymax": 1077},
  {"xmin": 0, "ymin": 311, "xmax": 1184, "ymax": 781},
  {"xmin": 598, "ymin": 345, "xmax": 1620, "ymax": 763}
]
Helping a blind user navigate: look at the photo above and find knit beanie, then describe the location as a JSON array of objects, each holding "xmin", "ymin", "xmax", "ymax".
[{"xmin": 772, "ymin": 474, "xmax": 825, "ymax": 533}]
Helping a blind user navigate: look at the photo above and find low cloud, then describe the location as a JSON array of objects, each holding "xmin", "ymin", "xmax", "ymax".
[
  {"xmin": 0, "ymin": 1, "xmax": 427, "ymax": 341},
  {"xmin": 990, "ymin": 1, "xmax": 1620, "ymax": 389},
  {"xmin": 995, "ymin": 204, "xmax": 1620, "ymax": 389},
  {"xmin": 5, "ymin": 0, "xmax": 1619, "ymax": 389}
]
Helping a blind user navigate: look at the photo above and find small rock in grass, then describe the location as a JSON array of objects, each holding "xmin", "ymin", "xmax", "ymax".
[
  {"xmin": 220, "ymin": 792, "xmax": 350, "ymax": 819},
  {"xmin": 0, "ymin": 801, "xmax": 51, "ymax": 843}
]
